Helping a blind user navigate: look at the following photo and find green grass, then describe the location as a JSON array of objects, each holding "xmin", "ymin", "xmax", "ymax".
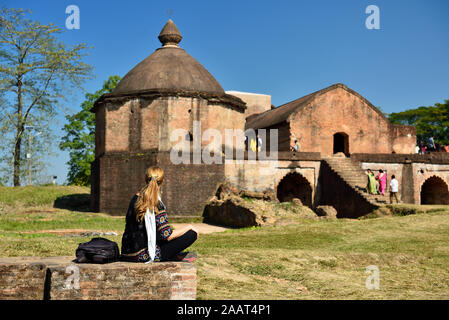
[
  {"xmin": 361, "ymin": 203, "xmax": 449, "ymax": 219},
  {"xmin": 192, "ymin": 211, "xmax": 449, "ymax": 299},
  {"xmin": 1, "ymin": 186, "xmax": 449, "ymax": 299},
  {"xmin": 0, "ymin": 185, "xmax": 89, "ymax": 207},
  {"xmin": 0, "ymin": 210, "xmax": 124, "ymax": 232}
]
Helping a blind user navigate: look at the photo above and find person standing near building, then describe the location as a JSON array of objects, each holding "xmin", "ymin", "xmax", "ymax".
[
  {"xmin": 428, "ymin": 136, "xmax": 435, "ymax": 151},
  {"xmin": 290, "ymin": 139, "xmax": 300, "ymax": 152},
  {"xmin": 419, "ymin": 141, "xmax": 426, "ymax": 154},
  {"xmin": 389, "ymin": 175, "xmax": 399, "ymax": 204},
  {"xmin": 365, "ymin": 169, "xmax": 378, "ymax": 195},
  {"xmin": 376, "ymin": 169, "xmax": 387, "ymax": 195},
  {"xmin": 257, "ymin": 133, "xmax": 262, "ymax": 152},
  {"xmin": 250, "ymin": 137, "xmax": 257, "ymax": 152}
]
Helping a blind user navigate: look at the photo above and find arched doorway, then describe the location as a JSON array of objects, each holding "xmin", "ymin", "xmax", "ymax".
[
  {"xmin": 276, "ymin": 172, "xmax": 312, "ymax": 207},
  {"xmin": 333, "ymin": 132, "xmax": 349, "ymax": 156},
  {"xmin": 420, "ymin": 176, "xmax": 449, "ymax": 204}
]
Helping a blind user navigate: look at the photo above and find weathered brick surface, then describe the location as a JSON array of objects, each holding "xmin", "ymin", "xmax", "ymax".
[
  {"xmin": 95, "ymin": 104, "xmax": 106, "ymax": 157},
  {"xmin": 288, "ymin": 86, "xmax": 416, "ymax": 155},
  {"xmin": 0, "ymin": 257, "xmax": 47, "ymax": 300},
  {"xmin": 412, "ymin": 163, "xmax": 449, "ymax": 204},
  {"xmin": 224, "ymin": 159, "xmax": 320, "ymax": 206},
  {"xmin": 105, "ymin": 100, "xmax": 132, "ymax": 152},
  {"xmin": 91, "ymin": 151, "xmax": 158, "ymax": 214},
  {"xmin": 159, "ymin": 152, "xmax": 226, "ymax": 216},
  {"xmin": 92, "ymin": 93, "xmax": 244, "ymax": 215},
  {"xmin": 360, "ymin": 162, "xmax": 405, "ymax": 201},
  {"xmin": 0, "ymin": 256, "xmax": 196, "ymax": 300},
  {"xmin": 99, "ymin": 95, "xmax": 245, "ymax": 155},
  {"xmin": 91, "ymin": 151, "xmax": 226, "ymax": 215}
]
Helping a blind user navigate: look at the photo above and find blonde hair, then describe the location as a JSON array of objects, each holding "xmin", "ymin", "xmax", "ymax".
[{"xmin": 135, "ymin": 166, "xmax": 164, "ymax": 222}]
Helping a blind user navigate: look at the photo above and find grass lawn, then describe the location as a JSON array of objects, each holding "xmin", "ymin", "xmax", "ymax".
[{"xmin": 1, "ymin": 186, "xmax": 449, "ymax": 299}]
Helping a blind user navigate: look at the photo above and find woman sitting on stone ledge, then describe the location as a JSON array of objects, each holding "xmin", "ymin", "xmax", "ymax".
[{"xmin": 120, "ymin": 166, "xmax": 198, "ymax": 263}]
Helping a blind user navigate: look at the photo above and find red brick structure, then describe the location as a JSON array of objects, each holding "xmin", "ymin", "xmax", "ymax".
[
  {"xmin": 0, "ymin": 256, "xmax": 196, "ymax": 300},
  {"xmin": 91, "ymin": 20, "xmax": 449, "ymax": 218},
  {"xmin": 245, "ymin": 83, "xmax": 416, "ymax": 155}
]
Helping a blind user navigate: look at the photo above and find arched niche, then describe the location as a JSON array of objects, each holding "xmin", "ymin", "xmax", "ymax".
[
  {"xmin": 276, "ymin": 172, "xmax": 313, "ymax": 207},
  {"xmin": 420, "ymin": 176, "xmax": 449, "ymax": 205}
]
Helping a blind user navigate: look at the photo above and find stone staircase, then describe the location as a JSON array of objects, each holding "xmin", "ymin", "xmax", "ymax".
[{"xmin": 323, "ymin": 156, "xmax": 388, "ymax": 207}]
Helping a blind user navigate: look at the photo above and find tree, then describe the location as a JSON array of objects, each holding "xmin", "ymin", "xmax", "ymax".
[
  {"xmin": 389, "ymin": 100, "xmax": 449, "ymax": 146},
  {"xmin": 0, "ymin": 8, "xmax": 93, "ymax": 186},
  {"xmin": 60, "ymin": 75, "xmax": 121, "ymax": 186}
]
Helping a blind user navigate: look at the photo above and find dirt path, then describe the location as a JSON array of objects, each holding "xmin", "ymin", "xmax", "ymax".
[
  {"xmin": 171, "ymin": 223, "xmax": 231, "ymax": 234},
  {"xmin": 21, "ymin": 223, "xmax": 231, "ymax": 237}
]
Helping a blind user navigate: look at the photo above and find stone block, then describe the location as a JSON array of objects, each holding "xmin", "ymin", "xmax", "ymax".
[
  {"xmin": 0, "ymin": 256, "xmax": 196, "ymax": 300},
  {"xmin": 315, "ymin": 205, "xmax": 338, "ymax": 219},
  {"xmin": 0, "ymin": 257, "xmax": 47, "ymax": 300}
]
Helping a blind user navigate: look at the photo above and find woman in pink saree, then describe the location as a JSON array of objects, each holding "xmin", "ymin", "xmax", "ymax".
[{"xmin": 377, "ymin": 169, "xmax": 387, "ymax": 195}]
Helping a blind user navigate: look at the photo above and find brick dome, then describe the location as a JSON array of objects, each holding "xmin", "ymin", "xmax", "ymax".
[{"xmin": 113, "ymin": 20, "xmax": 224, "ymax": 95}]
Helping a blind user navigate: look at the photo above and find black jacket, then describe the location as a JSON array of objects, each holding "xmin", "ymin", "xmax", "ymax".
[{"xmin": 120, "ymin": 195, "xmax": 169, "ymax": 255}]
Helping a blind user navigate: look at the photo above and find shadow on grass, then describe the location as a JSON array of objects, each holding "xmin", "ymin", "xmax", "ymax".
[{"xmin": 53, "ymin": 193, "xmax": 91, "ymax": 212}]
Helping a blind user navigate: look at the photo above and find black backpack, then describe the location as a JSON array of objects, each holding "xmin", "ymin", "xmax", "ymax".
[{"xmin": 75, "ymin": 237, "xmax": 120, "ymax": 264}]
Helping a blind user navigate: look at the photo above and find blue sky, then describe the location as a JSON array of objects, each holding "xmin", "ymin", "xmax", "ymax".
[{"xmin": 2, "ymin": 0, "xmax": 449, "ymax": 184}]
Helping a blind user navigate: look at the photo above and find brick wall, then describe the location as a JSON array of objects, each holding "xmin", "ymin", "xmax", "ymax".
[
  {"xmin": 91, "ymin": 151, "xmax": 225, "ymax": 216},
  {"xmin": 141, "ymin": 98, "xmax": 163, "ymax": 150},
  {"xmin": 390, "ymin": 124, "xmax": 416, "ymax": 154},
  {"xmin": 0, "ymin": 257, "xmax": 47, "ymax": 299},
  {"xmin": 289, "ymin": 87, "xmax": 416, "ymax": 156},
  {"xmin": 359, "ymin": 162, "xmax": 405, "ymax": 202},
  {"xmin": 413, "ymin": 163, "xmax": 449, "ymax": 204},
  {"xmin": 401, "ymin": 163, "xmax": 415, "ymax": 203},
  {"xmin": 224, "ymin": 159, "xmax": 321, "ymax": 206},
  {"xmin": 95, "ymin": 104, "xmax": 106, "ymax": 157},
  {"xmin": 100, "ymin": 95, "xmax": 246, "ymax": 154},
  {"xmin": 158, "ymin": 152, "xmax": 226, "ymax": 216},
  {"xmin": 91, "ymin": 152, "xmax": 158, "ymax": 215},
  {"xmin": 0, "ymin": 256, "xmax": 196, "ymax": 300}
]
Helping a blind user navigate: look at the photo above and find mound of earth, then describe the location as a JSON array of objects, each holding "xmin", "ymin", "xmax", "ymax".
[{"xmin": 203, "ymin": 184, "xmax": 318, "ymax": 228}]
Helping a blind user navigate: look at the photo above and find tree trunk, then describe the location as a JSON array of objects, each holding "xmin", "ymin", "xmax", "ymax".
[
  {"xmin": 13, "ymin": 133, "xmax": 22, "ymax": 186},
  {"xmin": 13, "ymin": 77, "xmax": 23, "ymax": 187}
]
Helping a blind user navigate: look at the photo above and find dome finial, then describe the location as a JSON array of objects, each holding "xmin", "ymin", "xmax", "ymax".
[{"xmin": 158, "ymin": 19, "xmax": 182, "ymax": 47}]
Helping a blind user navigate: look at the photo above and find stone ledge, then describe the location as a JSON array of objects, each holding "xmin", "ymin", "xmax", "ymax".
[
  {"xmin": 0, "ymin": 256, "xmax": 196, "ymax": 300},
  {"xmin": 351, "ymin": 153, "xmax": 449, "ymax": 164}
]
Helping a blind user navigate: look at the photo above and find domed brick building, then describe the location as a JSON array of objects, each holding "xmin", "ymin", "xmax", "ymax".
[{"xmin": 91, "ymin": 20, "xmax": 249, "ymax": 215}]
